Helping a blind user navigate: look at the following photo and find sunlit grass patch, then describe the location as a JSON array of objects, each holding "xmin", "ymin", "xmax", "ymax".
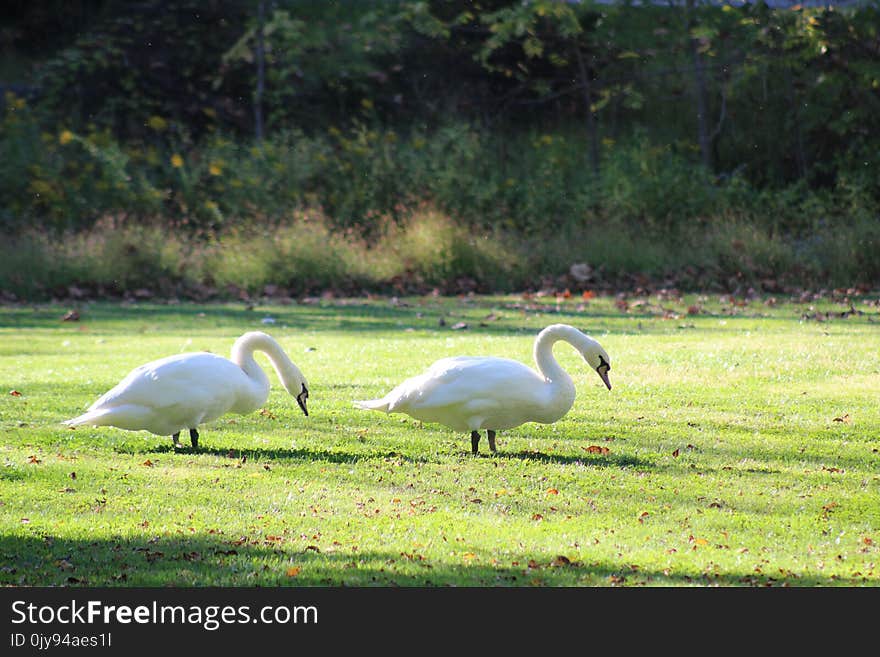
[{"xmin": 0, "ymin": 294, "xmax": 878, "ymax": 586}]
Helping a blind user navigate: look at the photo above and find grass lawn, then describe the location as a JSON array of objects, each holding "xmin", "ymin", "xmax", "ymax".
[{"xmin": 1, "ymin": 291, "xmax": 878, "ymax": 587}]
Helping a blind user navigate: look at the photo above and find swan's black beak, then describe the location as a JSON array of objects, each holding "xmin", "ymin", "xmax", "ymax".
[
  {"xmin": 296, "ymin": 384, "xmax": 309, "ymax": 416},
  {"xmin": 597, "ymin": 364, "xmax": 612, "ymax": 391}
]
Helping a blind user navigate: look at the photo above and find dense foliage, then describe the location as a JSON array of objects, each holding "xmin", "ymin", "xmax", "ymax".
[{"xmin": 1, "ymin": 0, "xmax": 879, "ymax": 292}]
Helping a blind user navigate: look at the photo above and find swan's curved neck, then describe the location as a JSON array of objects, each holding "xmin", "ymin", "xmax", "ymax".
[
  {"xmin": 533, "ymin": 324, "xmax": 583, "ymax": 385},
  {"xmin": 231, "ymin": 332, "xmax": 307, "ymax": 394}
]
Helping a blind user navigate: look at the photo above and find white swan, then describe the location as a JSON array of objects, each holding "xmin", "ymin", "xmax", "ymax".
[
  {"xmin": 354, "ymin": 323, "xmax": 611, "ymax": 454},
  {"xmin": 64, "ymin": 331, "xmax": 309, "ymax": 450}
]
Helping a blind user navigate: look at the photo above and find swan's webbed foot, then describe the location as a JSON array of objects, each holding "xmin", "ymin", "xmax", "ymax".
[
  {"xmin": 487, "ymin": 430, "xmax": 497, "ymax": 453},
  {"xmin": 189, "ymin": 429, "xmax": 199, "ymax": 450},
  {"xmin": 470, "ymin": 431, "xmax": 480, "ymax": 455},
  {"xmin": 172, "ymin": 432, "xmax": 182, "ymax": 449}
]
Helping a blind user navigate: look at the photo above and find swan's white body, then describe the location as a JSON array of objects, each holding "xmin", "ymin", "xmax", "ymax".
[
  {"xmin": 64, "ymin": 331, "xmax": 309, "ymax": 449},
  {"xmin": 354, "ymin": 324, "xmax": 611, "ymax": 454}
]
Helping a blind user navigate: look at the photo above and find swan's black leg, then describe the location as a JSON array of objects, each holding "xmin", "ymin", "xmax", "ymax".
[
  {"xmin": 189, "ymin": 429, "xmax": 199, "ymax": 450},
  {"xmin": 172, "ymin": 432, "xmax": 182, "ymax": 449},
  {"xmin": 470, "ymin": 431, "xmax": 480, "ymax": 455},
  {"xmin": 487, "ymin": 430, "xmax": 497, "ymax": 453}
]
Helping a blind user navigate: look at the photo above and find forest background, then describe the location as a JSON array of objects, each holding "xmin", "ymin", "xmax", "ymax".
[{"xmin": 2, "ymin": 0, "xmax": 879, "ymax": 301}]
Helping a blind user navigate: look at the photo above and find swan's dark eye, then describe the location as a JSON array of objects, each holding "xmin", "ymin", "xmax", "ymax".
[
  {"xmin": 298, "ymin": 383, "xmax": 309, "ymax": 401},
  {"xmin": 598, "ymin": 355, "xmax": 610, "ymax": 372}
]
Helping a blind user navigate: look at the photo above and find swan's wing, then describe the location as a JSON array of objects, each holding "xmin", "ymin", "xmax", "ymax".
[
  {"xmin": 86, "ymin": 353, "xmax": 245, "ymax": 413},
  {"xmin": 386, "ymin": 356, "xmax": 545, "ymax": 412}
]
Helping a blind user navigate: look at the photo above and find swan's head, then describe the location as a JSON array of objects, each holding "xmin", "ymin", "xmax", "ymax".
[
  {"xmin": 295, "ymin": 382, "xmax": 309, "ymax": 417},
  {"xmin": 582, "ymin": 342, "xmax": 612, "ymax": 391}
]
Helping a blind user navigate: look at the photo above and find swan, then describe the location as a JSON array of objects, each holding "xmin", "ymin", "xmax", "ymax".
[
  {"xmin": 354, "ymin": 323, "xmax": 611, "ymax": 454},
  {"xmin": 64, "ymin": 331, "xmax": 309, "ymax": 450}
]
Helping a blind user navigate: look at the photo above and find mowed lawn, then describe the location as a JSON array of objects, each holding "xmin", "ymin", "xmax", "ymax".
[{"xmin": 1, "ymin": 292, "xmax": 878, "ymax": 587}]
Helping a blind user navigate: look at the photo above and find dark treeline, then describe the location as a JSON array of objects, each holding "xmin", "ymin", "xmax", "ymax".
[
  {"xmin": 7, "ymin": 1, "xmax": 879, "ymax": 184},
  {"xmin": 1, "ymin": 0, "xmax": 879, "ymax": 295}
]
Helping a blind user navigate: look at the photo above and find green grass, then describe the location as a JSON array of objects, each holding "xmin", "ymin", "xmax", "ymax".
[{"xmin": 1, "ymin": 292, "xmax": 878, "ymax": 587}]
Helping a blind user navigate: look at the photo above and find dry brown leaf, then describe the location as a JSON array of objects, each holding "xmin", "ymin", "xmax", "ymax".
[
  {"xmin": 27, "ymin": 455, "xmax": 41, "ymax": 464},
  {"xmin": 9, "ymin": 390, "xmax": 21, "ymax": 397},
  {"xmin": 585, "ymin": 445, "xmax": 609, "ymax": 455},
  {"xmin": 142, "ymin": 459, "xmax": 154, "ymax": 467},
  {"xmin": 672, "ymin": 448, "xmax": 680, "ymax": 458},
  {"xmin": 832, "ymin": 414, "xmax": 850, "ymax": 423},
  {"xmin": 546, "ymin": 488, "xmax": 559, "ymax": 495}
]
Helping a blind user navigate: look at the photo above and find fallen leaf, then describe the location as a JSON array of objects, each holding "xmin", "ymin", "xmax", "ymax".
[
  {"xmin": 286, "ymin": 566, "xmax": 301, "ymax": 577},
  {"xmin": 638, "ymin": 511, "xmax": 649, "ymax": 523},
  {"xmin": 9, "ymin": 390, "xmax": 21, "ymax": 397},
  {"xmin": 531, "ymin": 513, "xmax": 543, "ymax": 521},
  {"xmin": 142, "ymin": 459, "xmax": 154, "ymax": 467},
  {"xmin": 546, "ymin": 488, "xmax": 559, "ymax": 495},
  {"xmin": 694, "ymin": 538, "xmax": 708, "ymax": 546},
  {"xmin": 551, "ymin": 555, "xmax": 572, "ymax": 567},
  {"xmin": 582, "ymin": 290, "xmax": 595, "ymax": 300},
  {"xmin": 672, "ymin": 448, "xmax": 680, "ymax": 458},
  {"xmin": 61, "ymin": 310, "xmax": 80, "ymax": 322},
  {"xmin": 27, "ymin": 455, "xmax": 41, "ymax": 464},
  {"xmin": 832, "ymin": 414, "xmax": 850, "ymax": 423},
  {"xmin": 585, "ymin": 445, "xmax": 609, "ymax": 455}
]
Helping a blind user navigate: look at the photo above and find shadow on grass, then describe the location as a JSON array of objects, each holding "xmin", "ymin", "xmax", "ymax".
[
  {"xmin": 493, "ymin": 450, "xmax": 650, "ymax": 468},
  {"xmin": 0, "ymin": 532, "xmax": 846, "ymax": 588},
  {"xmin": 115, "ymin": 443, "xmax": 432, "ymax": 465}
]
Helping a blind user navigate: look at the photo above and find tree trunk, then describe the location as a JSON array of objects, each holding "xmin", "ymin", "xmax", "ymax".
[
  {"xmin": 574, "ymin": 44, "xmax": 600, "ymax": 177},
  {"xmin": 687, "ymin": 0, "xmax": 711, "ymax": 170},
  {"xmin": 254, "ymin": 0, "xmax": 266, "ymax": 142}
]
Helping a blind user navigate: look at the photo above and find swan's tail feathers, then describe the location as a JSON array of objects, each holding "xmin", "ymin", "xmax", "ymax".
[
  {"xmin": 353, "ymin": 398, "xmax": 391, "ymax": 412},
  {"xmin": 63, "ymin": 408, "xmax": 112, "ymax": 428}
]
